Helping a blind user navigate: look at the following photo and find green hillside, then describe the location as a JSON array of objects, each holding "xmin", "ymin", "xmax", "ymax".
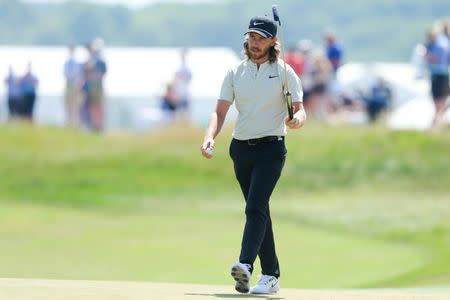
[
  {"xmin": 0, "ymin": 0, "xmax": 449, "ymax": 60},
  {"xmin": 0, "ymin": 123, "xmax": 449, "ymax": 287}
]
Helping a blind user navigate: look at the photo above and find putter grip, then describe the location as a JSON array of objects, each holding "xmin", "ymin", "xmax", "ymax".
[
  {"xmin": 286, "ymin": 92, "xmax": 293, "ymax": 120},
  {"xmin": 272, "ymin": 5, "xmax": 280, "ymax": 24}
]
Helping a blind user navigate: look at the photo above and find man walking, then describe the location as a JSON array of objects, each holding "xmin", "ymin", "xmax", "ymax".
[{"xmin": 200, "ymin": 15, "xmax": 306, "ymax": 294}]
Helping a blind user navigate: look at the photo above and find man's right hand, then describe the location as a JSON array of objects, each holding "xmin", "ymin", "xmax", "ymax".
[{"xmin": 201, "ymin": 138, "xmax": 215, "ymax": 159}]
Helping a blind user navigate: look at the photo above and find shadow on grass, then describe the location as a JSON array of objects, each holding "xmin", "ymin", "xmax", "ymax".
[{"xmin": 185, "ymin": 293, "xmax": 284, "ymax": 299}]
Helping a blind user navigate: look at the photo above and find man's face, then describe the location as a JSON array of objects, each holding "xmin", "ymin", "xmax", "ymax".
[
  {"xmin": 247, "ymin": 32, "xmax": 276, "ymax": 61},
  {"xmin": 326, "ymin": 35, "xmax": 335, "ymax": 45}
]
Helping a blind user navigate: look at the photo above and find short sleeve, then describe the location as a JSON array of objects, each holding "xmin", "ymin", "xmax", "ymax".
[
  {"xmin": 219, "ymin": 69, "xmax": 234, "ymax": 103},
  {"xmin": 286, "ymin": 64, "xmax": 303, "ymax": 103}
]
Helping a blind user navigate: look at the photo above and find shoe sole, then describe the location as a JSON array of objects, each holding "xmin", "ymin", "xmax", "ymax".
[
  {"xmin": 230, "ymin": 264, "xmax": 250, "ymax": 293},
  {"xmin": 250, "ymin": 286, "xmax": 280, "ymax": 294}
]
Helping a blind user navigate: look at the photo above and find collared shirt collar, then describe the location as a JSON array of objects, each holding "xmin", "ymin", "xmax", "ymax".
[{"xmin": 247, "ymin": 59, "xmax": 271, "ymax": 69}]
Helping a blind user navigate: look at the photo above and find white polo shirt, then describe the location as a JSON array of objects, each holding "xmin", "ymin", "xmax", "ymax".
[{"xmin": 220, "ymin": 58, "xmax": 303, "ymax": 140}]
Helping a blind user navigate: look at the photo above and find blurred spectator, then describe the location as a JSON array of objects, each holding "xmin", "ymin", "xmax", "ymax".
[
  {"xmin": 410, "ymin": 43, "xmax": 428, "ymax": 79},
  {"xmin": 82, "ymin": 38, "xmax": 107, "ymax": 132},
  {"xmin": 425, "ymin": 28, "xmax": 450, "ymax": 126},
  {"xmin": 161, "ymin": 80, "xmax": 179, "ymax": 118},
  {"xmin": 326, "ymin": 90, "xmax": 366, "ymax": 125},
  {"xmin": 324, "ymin": 30, "xmax": 344, "ymax": 74},
  {"xmin": 63, "ymin": 44, "xmax": 82, "ymax": 127},
  {"xmin": 4, "ymin": 66, "xmax": 22, "ymax": 119},
  {"xmin": 285, "ymin": 44, "xmax": 305, "ymax": 76},
  {"xmin": 19, "ymin": 62, "xmax": 38, "ymax": 121},
  {"xmin": 307, "ymin": 50, "xmax": 334, "ymax": 119},
  {"xmin": 297, "ymin": 39, "xmax": 315, "ymax": 109},
  {"xmin": 441, "ymin": 19, "xmax": 449, "ymax": 40},
  {"xmin": 363, "ymin": 77, "xmax": 392, "ymax": 123},
  {"xmin": 172, "ymin": 48, "xmax": 192, "ymax": 120},
  {"xmin": 324, "ymin": 30, "xmax": 345, "ymax": 119}
]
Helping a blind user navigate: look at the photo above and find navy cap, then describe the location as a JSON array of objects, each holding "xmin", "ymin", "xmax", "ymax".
[{"xmin": 245, "ymin": 16, "xmax": 277, "ymax": 38}]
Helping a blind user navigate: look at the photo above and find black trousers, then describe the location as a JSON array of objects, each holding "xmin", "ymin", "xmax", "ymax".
[{"xmin": 229, "ymin": 137, "xmax": 286, "ymax": 278}]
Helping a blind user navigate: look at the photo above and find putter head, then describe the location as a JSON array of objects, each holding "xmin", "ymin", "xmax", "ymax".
[{"xmin": 272, "ymin": 5, "xmax": 280, "ymax": 25}]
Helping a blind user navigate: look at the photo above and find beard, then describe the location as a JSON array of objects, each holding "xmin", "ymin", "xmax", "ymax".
[{"xmin": 249, "ymin": 46, "xmax": 270, "ymax": 60}]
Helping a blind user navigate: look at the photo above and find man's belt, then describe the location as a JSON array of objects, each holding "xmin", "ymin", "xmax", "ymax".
[{"xmin": 235, "ymin": 136, "xmax": 284, "ymax": 146}]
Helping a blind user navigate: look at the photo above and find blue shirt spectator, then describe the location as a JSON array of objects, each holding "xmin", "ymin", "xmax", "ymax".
[
  {"xmin": 20, "ymin": 73, "xmax": 38, "ymax": 95},
  {"xmin": 4, "ymin": 68, "xmax": 21, "ymax": 99},
  {"xmin": 364, "ymin": 78, "xmax": 392, "ymax": 122},
  {"xmin": 4, "ymin": 66, "xmax": 22, "ymax": 118},
  {"xmin": 426, "ymin": 31, "xmax": 450, "ymax": 76},
  {"xmin": 18, "ymin": 63, "xmax": 39, "ymax": 119},
  {"xmin": 325, "ymin": 33, "xmax": 344, "ymax": 73}
]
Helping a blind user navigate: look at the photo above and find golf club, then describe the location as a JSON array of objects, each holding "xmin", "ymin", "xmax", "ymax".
[{"xmin": 272, "ymin": 4, "xmax": 294, "ymax": 120}]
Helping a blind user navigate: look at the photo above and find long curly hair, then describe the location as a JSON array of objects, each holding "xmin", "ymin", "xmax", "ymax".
[{"xmin": 242, "ymin": 38, "xmax": 281, "ymax": 64}]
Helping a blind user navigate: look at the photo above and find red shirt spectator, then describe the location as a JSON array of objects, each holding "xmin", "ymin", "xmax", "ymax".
[{"xmin": 284, "ymin": 46, "xmax": 305, "ymax": 76}]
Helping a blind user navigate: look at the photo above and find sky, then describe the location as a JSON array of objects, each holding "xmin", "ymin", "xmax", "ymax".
[{"xmin": 25, "ymin": 0, "xmax": 221, "ymax": 8}]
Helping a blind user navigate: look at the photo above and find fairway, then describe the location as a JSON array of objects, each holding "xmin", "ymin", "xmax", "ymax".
[{"xmin": 0, "ymin": 278, "xmax": 449, "ymax": 300}]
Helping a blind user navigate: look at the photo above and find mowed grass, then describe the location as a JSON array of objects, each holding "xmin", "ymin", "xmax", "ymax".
[{"xmin": 0, "ymin": 122, "xmax": 449, "ymax": 288}]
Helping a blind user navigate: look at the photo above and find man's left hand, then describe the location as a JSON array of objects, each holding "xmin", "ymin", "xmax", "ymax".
[{"xmin": 285, "ymin": 115, "xmax": 305, "ymax": 129}]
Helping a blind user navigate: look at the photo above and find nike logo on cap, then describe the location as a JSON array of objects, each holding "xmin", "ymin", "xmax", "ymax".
[{"xmin": 253, "ymin": 22, "xmax": 264, "ymax": 26}]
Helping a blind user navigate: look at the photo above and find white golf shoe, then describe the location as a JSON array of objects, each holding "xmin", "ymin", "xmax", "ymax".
[
  {"xmin": 250, "ymin": 274, "xmax": 280, "ymax": 294},
  {"xmin": 230, "ymin": 262, "xmax": 252, "ymax": 293}
]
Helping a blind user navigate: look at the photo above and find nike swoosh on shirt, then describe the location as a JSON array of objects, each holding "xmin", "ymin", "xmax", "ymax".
[{"xmin": 269, "ymin": 75, "xmax": 279, "ymax": 79}]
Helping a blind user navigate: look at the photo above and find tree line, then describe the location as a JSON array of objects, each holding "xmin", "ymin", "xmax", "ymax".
[{"xmin": 0, "ymin": 0, "xmax": 448, "ymax": 61}]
